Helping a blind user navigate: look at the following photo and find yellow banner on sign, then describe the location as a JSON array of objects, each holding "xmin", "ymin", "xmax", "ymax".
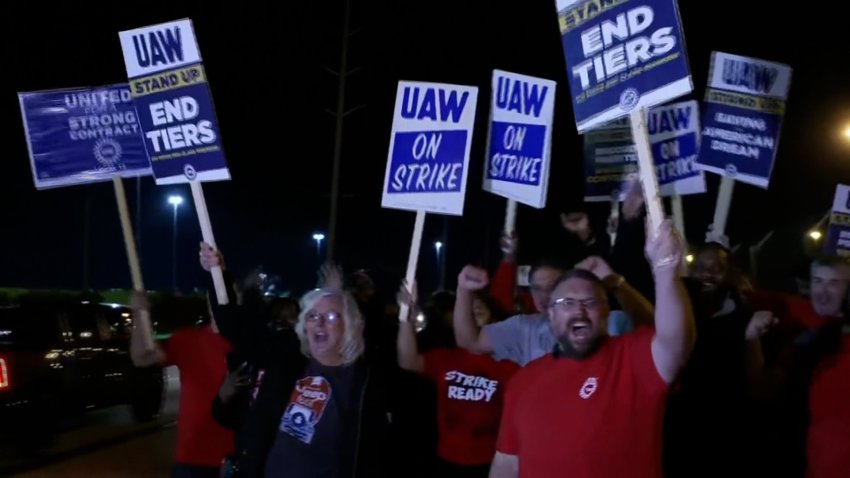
[
  {"xmin": 831, "ymin": 212, "xmax": 850, "ymax": 227},
  {"xmin": 705, "ymin": 89, "xmax": 785, "ymax": 115},
  {"xmin": 130, "ymin": 65, "xmax": 208, "ymax": 98},
  {"xmin": 559, "ymin": 0, "xmax": 629, "ymax": 33}
]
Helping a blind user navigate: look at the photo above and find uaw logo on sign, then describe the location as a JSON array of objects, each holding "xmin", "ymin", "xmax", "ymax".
[
  {"xmin": 184, "ymin": 164, "xmax": 197, "ymax": 180},
  {"xmin": 619, "ymin": 88, "xmax": 640, "ymax": 112},
  {"xmin": 93, "ymin": 138, "xmax": 124, "ymax": 169},
  {"xmin": 280, "ymin": 376, "xmax": 332, "ymax": 444}
]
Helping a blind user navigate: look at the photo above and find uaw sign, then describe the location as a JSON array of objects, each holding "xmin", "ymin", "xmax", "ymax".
[
  {"xmin": 483, "ymin": 70, "xmax": 556, "ymax": 209},
  {"xmin": 648, "ymin": 100, "xmax": 699, "ymax": 185},
  {"xmin": 555, "ymin": 0, "xmax": 693, "ymax": 133},
  {"xmin": 824, "ymin": 184, "xmax": 850, "ymax": 258},
  {"xmin": 119, "ymin": 18, "xmax": 230, "ymax": 185},
  {"xmin": 696, "ymin": 51, "xmax": 792, "ymax": 188},
  {"xmin": 382, "ymin": 81, "xmax": 479, "ymax": 215},
  {"xmin": 18, "ymin": 84, "xmax": 151, "ymax": 189}
]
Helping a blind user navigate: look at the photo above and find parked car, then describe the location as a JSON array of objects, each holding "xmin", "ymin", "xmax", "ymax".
[{"xmin": 0, "ymin": 297, "xmax": 164, "ymax": 451}]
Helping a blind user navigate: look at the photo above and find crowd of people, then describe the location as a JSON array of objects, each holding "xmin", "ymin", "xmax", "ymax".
[{"xmin": 129, "ymin": 192, "xmax": 850, "ymax": 478}]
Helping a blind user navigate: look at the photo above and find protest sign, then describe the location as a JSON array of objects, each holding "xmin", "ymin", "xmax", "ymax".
[
  {"xmin": 19, "ymin": 85, "xmax": 150, "ymax": 189},
  {"xmin": 119, "ymin": 18, "xmax": 229, "ymax": 185},
  {"xmin": 556, "ymin": 0, "xmax": 693, "ymax": 133}
]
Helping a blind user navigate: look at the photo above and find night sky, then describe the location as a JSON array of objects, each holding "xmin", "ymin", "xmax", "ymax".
[{"xmin": 2, "ymin": 1, "xmax": 849, "ymax": 297}]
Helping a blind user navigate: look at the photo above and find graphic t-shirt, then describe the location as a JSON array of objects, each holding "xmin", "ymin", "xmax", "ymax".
[
  {"xmin": 497, "ymin": 327, "xmax": 668, "ymax": 478},
  {"xmin": 423, "ymin": 348, "xmax": 519, "ymax": 466},
  {"xmin": 264, "ymin": 360, "xmax": 362, "ymax": 478}
]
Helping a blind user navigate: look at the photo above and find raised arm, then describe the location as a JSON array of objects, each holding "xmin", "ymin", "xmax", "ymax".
[
  {"xmin": 453, "ymin": 266, "xmax": 493, "ymax": 354},
  {"xmin": 646, "ymin": 219, "xmax": 696, "ymax": 384},
  {"xmin": 490, "ymin": 232, "xmax": 519, "ymax": 316},
  {"xmin": 129, "ymin": 291, "xmax": 166, "ymax": 368},
  {"xmin": 199, "ymin": 243, "xmax": 275, "ymax": 362}
]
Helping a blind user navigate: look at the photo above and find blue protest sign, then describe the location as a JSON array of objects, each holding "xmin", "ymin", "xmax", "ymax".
[
  {"xmin": 696, "ymin": 52, "xmax": 792, "ymax": 189},
  {"xmin": 18, "ymin": 85, "xmax": 151, "ymax": 189},
  {"xmin": 555, "ymin": 0, "xmax": 692, "ymax": 133},
  {"xmin": 823, "ymin": 184, "xmax": 850, "ymax": 258},
  {"xmin": 119, "ymin": 18, "xmax": 229, "ymax": 185},
  {"xmin": 584, "ymin": 105, "xmax": 706, "ymax": 201},
  {"xmin": 582, "ymin": 118, "xmax": 637, "ymax": 202},
  {"xmin": 382, "ymin": 81, "xmax": 479, "ymax": 215},
  {"xmin": 647, "ymin": 100, "xmax": 700, "ymax": 186},
  {"xmin": 483, "ymin": 70, "xmax": 556, "ymax": 208}
]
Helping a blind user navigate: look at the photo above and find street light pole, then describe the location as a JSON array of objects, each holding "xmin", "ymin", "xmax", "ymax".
[
  {"xmin": 168, "ymin": 195, "xmax": 184, "ymax": 293},
  {"xmin": 435, "ymin": 241, "xmax": 444, "ymax": 290},
  {"xmin": 313, "ymin": 233, "xmax": 326, "ymax": 262}
]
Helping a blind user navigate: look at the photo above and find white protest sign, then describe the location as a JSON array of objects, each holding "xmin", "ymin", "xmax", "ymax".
[
  {"xmin": 660, "ymin": 173, "xmax": 706, "ymax": 196},
  {"xmin": 382, "ymin": 81, "xmax": 479, "ymax": 216},
  {"xmin": 119, "ymin": 19, "xmax": 201, "ymax": 78},
  {"xmin": 483, "ymin": 70, "xmax": 556, "ymax": 209},
  {"xmin": 650, "ymin": 100, "xmax": 707, "ymax": 196}
]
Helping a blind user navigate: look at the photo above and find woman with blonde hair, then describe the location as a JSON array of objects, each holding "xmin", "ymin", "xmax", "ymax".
[{"xmin": 199, "ymin": 244, "xmax": 396, "ymax": 478}]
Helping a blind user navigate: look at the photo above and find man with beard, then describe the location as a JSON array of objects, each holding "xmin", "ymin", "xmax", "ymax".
[
  {"xmin": 490, "ymin": 220, "xmax": 695, "ymax": 478},
  {"xmin": 662, "ymin": 241, "xmax": 777, "ymax": 478}
]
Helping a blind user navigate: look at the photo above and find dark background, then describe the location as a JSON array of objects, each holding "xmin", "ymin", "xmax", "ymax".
[{"xmin": 2, "ymin": 1, "xmax": 848, "ymax": 296}]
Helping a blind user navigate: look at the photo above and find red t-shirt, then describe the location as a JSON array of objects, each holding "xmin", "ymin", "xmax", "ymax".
[
  {"xmin": 496, "ymin": 327, "xmax": 667, "ymax": 478},
  {"xmin": 746, "ymin": 291, "xmax": 832, "ymax": 332},
  {"xmin": 162, "ymin": 325, "xmax": 234, "ymax": 467},
  {"xmin": 491, "ymin": 260, "xmax": 537, "ymax": 315},
  {"xmin": 423, "ymin": 348, "xmax": 519, "ymax": 466},
  {"xmin": 807, "ymin": 334, "xmax": 850, "ymax": 478}
]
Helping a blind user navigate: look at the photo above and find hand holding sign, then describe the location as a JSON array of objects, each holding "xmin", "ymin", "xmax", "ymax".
[
  {"xmin": 120, "ymin": 19, "xmax": 231, "ymax": 304},
  {"xmin": 500, "ymin": 232, "xmax": 518, "ymax": 259},
  {"xmin": 645, "ymin": 219, "xmax": 683, "ymax": 274},
  {"xmin": 199, "ymin": 242, "xmax": 224, "ymax": 271}
]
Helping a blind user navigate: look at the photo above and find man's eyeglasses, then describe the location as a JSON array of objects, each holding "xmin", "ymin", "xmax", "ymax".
[
  {"xmin": 306, "ymin": 311, "xmax": 342, "ymax": 324},
  {"xmin": 549, "ymin": 297, "xmax": 599, "ymax": 312}
]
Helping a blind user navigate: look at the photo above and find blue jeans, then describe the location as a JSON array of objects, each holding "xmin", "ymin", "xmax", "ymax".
[{"xmin": 171, "ymin": 463, "xmax": 221, "ymax": 478}]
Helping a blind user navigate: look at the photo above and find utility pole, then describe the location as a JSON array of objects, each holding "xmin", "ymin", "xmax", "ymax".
[{"xmin": 325, "ymin": 0, "xmax": 365, "ymax": 262}]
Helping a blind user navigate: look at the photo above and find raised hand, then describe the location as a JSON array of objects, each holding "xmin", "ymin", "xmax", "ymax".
[
  {"xmin": 746, "ymin": 311, "xmax": 779, "ymax": 341},
  {"xmin": 457, "ymin": 265, "xmax": 490, "ymax": 291},
  {"xmin": 199, "ymin": 242, "xmax": 224, "ymax": 272},
  {"xmin": 575, "ymin": 256, "xmax": 615, "ymax": 280},
  {"xmin": 645, "ymin": 219, "xmax": 683, "ymax": 275}
]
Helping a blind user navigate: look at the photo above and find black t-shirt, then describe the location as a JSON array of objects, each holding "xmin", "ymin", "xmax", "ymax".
[{"xmin": 264, "ymin": 360, "xmax": 364, "ymax": 478}]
